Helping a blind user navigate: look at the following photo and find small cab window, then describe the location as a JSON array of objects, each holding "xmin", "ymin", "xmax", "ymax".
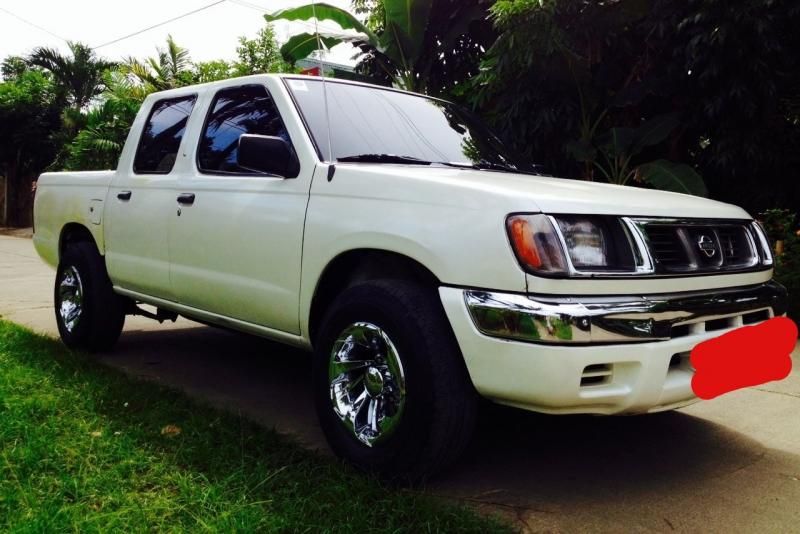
[
  {"xmin": 133, "ymin": 95, "xmax": 196, "ymax": 174},
  {"xmin": 198, "ymin": 85, "xmax": 291, "ymax": 174}
]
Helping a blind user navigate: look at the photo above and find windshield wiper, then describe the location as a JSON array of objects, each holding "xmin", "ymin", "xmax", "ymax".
[
  {"xmin": 437, "ymin": 160, "xmax": 542, "ymax": 175},
  {"xmin": 336, "ymin": 154, "xmax": 433, "ymax": 165},
  {"xmin": 437, "ymin": 160, "xmax": 516, "ymax": 172}
]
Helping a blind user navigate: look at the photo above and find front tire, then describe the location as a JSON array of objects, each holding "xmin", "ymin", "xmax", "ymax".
[
  {"xmin": 313, "ymin": 280, "xmax": 477, "ymax": 481},
  {"xmin": 55, "ymin": 241, "xmax": 126, "ymax": 352}
]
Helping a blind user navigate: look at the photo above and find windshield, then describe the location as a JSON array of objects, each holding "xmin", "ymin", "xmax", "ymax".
[{"xmin": 285, "ymin": 78, "xmax": 529, "ymax": 171}]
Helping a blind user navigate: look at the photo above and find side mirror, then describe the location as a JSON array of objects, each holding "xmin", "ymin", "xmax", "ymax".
[{"xmin": 237, "ymin": 134, "xmax": 300, "ymax": 178}]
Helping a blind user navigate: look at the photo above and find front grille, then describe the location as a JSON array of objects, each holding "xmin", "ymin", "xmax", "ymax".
[
  {"xmin": 716, "ymin": 227, "xmax": 753, "ymax": 267},
  {"xmin": 646, "ymin": 226, "xmax": 690, "ymax": 269},
  {"xmin": 643, "ymin": 222, "xmax": 759, "ymax": 274}
]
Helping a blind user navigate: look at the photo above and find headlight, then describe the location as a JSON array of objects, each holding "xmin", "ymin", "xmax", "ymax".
[
  {"xmin": 555, "ymin": 217, "xmax": 609, "ymax": 268},
  {"xmin": 751, "ymin": 221, "xmax": 774, "ymax": 266},
  {"xmin": 507, "ymin": 214, "xmax": 636, "ymax": 276}
]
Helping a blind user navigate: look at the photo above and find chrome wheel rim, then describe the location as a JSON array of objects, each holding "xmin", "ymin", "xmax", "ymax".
[
  {"xmin": 329, "ymin": 322, "xmax": 407, "ymax": 447},
  {"xmin": 58, "ymin": 266, "xmax": 84, "ymax": 333}
]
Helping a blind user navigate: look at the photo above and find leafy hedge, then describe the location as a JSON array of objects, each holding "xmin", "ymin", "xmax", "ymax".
[{"xmin": 761, "ymin": 209, "xmax": 800, "ymax": 322}]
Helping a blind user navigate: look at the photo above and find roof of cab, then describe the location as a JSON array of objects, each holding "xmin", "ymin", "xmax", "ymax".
[{"xmin": 140, "ymin": 73, "xmax": 420, "ymax": 102}]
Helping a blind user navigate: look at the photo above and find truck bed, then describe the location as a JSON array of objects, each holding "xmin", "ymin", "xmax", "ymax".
[{"xmin": 33, "ymin": 170, "xmax": 116, "ymax": 269}]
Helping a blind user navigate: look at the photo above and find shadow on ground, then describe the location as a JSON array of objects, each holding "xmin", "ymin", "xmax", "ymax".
[
  {"xmin": 101, "ymin": 326, "xmax": 322, "ymax": 448},
  {"xmin": 99, "ymin": 324, "xmax": 800, "ymax": 532}
]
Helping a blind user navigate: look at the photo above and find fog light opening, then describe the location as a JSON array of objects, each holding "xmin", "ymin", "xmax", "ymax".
[{"xmin": 581, "ymin": 363, "xmax": 613, "ymax": 387}]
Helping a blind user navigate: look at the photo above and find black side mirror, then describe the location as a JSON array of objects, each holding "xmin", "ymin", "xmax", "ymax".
[{"xmin": 237, "ymin": 134, "xmax": 300, "ymax": 178}]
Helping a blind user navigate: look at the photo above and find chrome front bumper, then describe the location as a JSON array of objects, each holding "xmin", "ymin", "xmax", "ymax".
[{"xmin": 465, "ymin": 281, "xmax": 788, "ymax": 345}]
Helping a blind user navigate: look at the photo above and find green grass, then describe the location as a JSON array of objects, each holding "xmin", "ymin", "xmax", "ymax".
[{"xmin": 0, "ymin": 320, "xmax": 511, "ymax": 533}]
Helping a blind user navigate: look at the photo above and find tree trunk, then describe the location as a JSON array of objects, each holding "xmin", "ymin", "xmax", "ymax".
[{"xmin": 5, "ymin": 163, "xmax": 34, "ymax": 228}]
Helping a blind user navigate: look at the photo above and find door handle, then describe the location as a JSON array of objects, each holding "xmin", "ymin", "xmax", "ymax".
[
  {"xmin": 177, "ymin": 193, "xmax": 196, "ymax": 205},
  {"xmin": 117, "ymin": 190, "xmax": 132, "ymax": 201}
]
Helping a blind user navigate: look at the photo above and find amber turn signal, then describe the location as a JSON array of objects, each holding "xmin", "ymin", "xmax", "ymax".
[
  {"xmin": 508, "ymin": 217, "xmax": 542, "ymax": 268},
  {"xmin": 506, "ymin": 214, "xmax": 568, "ymax": 275}
]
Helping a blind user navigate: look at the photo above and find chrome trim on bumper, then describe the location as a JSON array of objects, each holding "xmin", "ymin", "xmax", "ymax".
[{"xmin": 464, "ymin": 281, "xmax": 788, "ymax": 344}]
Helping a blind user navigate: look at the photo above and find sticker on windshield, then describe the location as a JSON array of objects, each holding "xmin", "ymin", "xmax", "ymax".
[{"xmin": 289, "ymin": 80, "xmax": 309, "ymax": 92}]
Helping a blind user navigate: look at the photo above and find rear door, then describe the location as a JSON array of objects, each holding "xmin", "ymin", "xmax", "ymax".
[
  {"xmin": 105, "ymin": 94, "xmax": 197, "ymax": 300},
  {"xmin": 167, "ymin": 83, "xmax": 312, "ymax": 334}
]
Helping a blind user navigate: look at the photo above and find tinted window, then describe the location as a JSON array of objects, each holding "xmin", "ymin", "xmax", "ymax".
[
  {"xmin": 198, "ymin": 85, "xmax": 291, "ymax": 174},
  {"xmin": 286, "ymin": 78, "xmax": 527, "ymax": 170},
  {"xmin": 134, "ymin": 96, "xmax": 196, "ymax": 174}
]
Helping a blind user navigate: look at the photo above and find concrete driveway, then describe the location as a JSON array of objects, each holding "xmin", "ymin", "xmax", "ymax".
[{"xmin": 2, "ymin": 234, "xmax": 799, "ymax": 532}]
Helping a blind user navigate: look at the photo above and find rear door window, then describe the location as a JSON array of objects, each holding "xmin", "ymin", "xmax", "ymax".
[
  {"xmin": 198, "ymin": 85, "xmax": 291, "ymax": 174},
  {"xmin": 133, "ymin": 95, "xmax": 197, "ymax": 174}
]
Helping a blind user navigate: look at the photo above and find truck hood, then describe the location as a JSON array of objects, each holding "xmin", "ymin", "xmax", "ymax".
[{"xmin": 337, "ymin": 164, "xmax": 751, "ymax": 220}]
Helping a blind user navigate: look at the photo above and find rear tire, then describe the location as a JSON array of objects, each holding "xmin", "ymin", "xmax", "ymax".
[
  {"xmin": 55, "ymin": 241, "xmax": 126, "ymax": 352},
  {"xmin": 313, "ymin": 279, "xmax": 477, "ymax": 481}
]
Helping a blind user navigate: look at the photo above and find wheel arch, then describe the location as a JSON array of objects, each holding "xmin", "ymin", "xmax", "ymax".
[
  {"xmin": 59, "ymin": 223, "xmax": 102, "ymax": 261},
  {"xmin": 307, "ymin": 248, "xmax": 441, "ymax": 344}
]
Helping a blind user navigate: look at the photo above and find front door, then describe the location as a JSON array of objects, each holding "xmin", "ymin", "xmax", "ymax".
[{"xmin": 167, "ymin": 84, "xmax": 310, "ymax": 334}]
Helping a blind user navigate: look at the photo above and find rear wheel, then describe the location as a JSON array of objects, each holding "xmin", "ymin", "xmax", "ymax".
[
  {"xmin": 313, "ymin": 280, "xmax": 476, "ymax": 481},
  {"xmin": 55, "ymin": 241, "xmax": 126, "ymax": 352}
]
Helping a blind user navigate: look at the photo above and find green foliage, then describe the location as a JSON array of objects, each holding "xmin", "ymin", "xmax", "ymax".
[
  {"xmin": 382, "ymin": 0, "xmax": 434, "ymax": 75},
  {"xmin": 566, "ymin": 110, "xmax": 708, "ymax": 194},
  {"xmin": 233, "ymin": 25, "xmax": 294, "ymax": 76},
  {"xmin": 352, "ymin": 0, "xmax": 386, "ymax": 31},
  {"xmin": 760, "ymin": 208, "xmax": 796, "ymax": 243},
  {"xmin": 1, "ymin": 56, "xmax": 30, "ymax": 81},
  {"xmin": 268, "ymin": 0, "xmax": 495, "ymax": 94},
  {"xmin": 0, "ymin": 320, "xmax": 511, "ymax": 532},
  {"xmin": 637, "ymin": 160, "xmax": 708, "ymax": 196},
  {"xmin": 161, "ymin": 25, "xmax": 291, "ymax": 85},
  {"xmin": 277, "ymin": 32, "xmax": 353, "ymax": 67},
  {"xmin": 192, "ymin": 60, "xmax": 235, "ymax": 83},
  {"xmin": 760, "ymin": 210, "xmax": 800, "ymax": 322},
  {"xmin": 185, "ymin": 25, "xmax": 291, "ymax": 84},
  {"xmin": 23, "ymin": 42, "xmax": 118, "ymax": 172},
  {"xmin": 28, "ymin": 42, "xmax": 116, "ymax": 110},
  {"xmin": 266, "ymin": 3, "xmax": 379, "ymax": 44},
  {"xmin": 122, "ymin": 35, "xmax": 195, "ymax": 91},
  {"xmin": 265, "ymin": 2, "xmax": 384, "ymax": 82},
  {"xmin": 470, "ymin": 0, "xmax": 800, "ymax": 204},
  {"xmin": 64, "ymin": 72, "xmax": 147, "ymax": 171},
  {"xmin": 775, "ymin": 236, "xmax": 800, "ymax": 322},
  {"xmin": 0, "ymin": 70, "xmax": 63, "ymax": 225}
]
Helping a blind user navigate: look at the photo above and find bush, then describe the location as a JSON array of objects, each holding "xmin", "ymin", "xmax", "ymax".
[
  {"xmin": 760, "ymin": 209, "xmax": 800, "ymax": 322},
  {"xmin": 775, "ymin": 234, "xmax": 800, "ymax": 322}
]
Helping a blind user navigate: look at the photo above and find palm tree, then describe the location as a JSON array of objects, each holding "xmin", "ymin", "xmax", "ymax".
[
  {"xmin": 64, "ymin": 71, "xmax": 149, "ymax": 171},
  {"xmin": 123, "ymin": 35, "xmax": 193, "ymax": 91},
  {"xmin": 28, "ymin": 42, "xmax": 116, "ymax": 110}
]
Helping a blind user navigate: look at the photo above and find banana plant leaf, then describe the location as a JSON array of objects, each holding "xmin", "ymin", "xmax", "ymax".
[
  {"xmin": 638, "ymin": 159, "xmax": 708, "ymax": 197},
  {"xmin": 632, "ymin": 113, "xmax": 680, "ymax": 151},
  {"xmin": 278, "ymin": 32, "xmax": 370, "ymax": 64},
  {"xmin": 598, "ymin": 113, "xmax": 680, "ymax": 158},
  {"xmin": 379, "ymin": 0, "xmax": 434, "ymax": 67},
  {"xmin": 264, "ymin": 3, "xmax": 380, "ymax": 45}
]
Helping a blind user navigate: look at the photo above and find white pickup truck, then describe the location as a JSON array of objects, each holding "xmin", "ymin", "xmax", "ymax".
[{"xmin": 34, "ymin": 74, "xmax": 787, "ymax": 478}]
